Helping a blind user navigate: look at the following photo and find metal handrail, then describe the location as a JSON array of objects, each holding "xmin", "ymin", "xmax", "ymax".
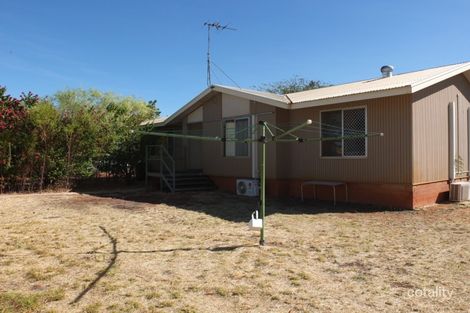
[
  {"xmin": 159, "ymin": 146, "xmax": 175, "ymax": 192},
  {"xmin": 145, "ymin": 144, "xmax": 176, "ymax": 192}
]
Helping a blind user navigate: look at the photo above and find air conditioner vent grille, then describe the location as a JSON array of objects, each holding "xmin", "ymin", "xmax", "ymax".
[
  {"xmin": 236, "ymin": 179, "xmax": 259, "ymax": 197},
  {"xmin": 449, "ymin": 182, "xmax": 470, "ymax": 202}
]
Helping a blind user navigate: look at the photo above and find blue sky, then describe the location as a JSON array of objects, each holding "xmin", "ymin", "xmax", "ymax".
[{"xmin": 1, "ymin": 0, "xmax": 469, "ymax": 116}]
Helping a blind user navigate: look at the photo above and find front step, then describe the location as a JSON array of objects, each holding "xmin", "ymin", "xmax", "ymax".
[{"xmin": 162, "ymin": 170, "xmax": 216, "ymax": 192}]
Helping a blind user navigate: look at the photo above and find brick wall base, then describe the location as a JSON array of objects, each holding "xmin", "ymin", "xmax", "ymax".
[
  {"xmin": 209, "ymin": 176, "xmax": 451, "ymax": 209},
  {"xmin": 412, "ymin": 181, "xmax": 450, "ymax": 208}
]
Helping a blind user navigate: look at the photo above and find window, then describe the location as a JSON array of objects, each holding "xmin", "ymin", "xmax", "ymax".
[
  {"xmin": 321, "ymin": 108, "xmax": 366, "ymax": 157},
  {"xmin": 224, "ymin": 117, "xmax": 249, "ymax": 157}
]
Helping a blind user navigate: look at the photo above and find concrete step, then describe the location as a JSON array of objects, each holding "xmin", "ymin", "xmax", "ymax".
[
  {"xmin": 174, "ymin": 186, "xmax": 217, "ymax": 192},
  {"xmin": 160, "ymin": 170, "xmax": 216, "ymax": 192}
]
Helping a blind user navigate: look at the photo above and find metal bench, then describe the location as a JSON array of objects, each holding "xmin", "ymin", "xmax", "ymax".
[{"xmin": 301, "ymin": 180, "xmax": 348, "ymax": 206}]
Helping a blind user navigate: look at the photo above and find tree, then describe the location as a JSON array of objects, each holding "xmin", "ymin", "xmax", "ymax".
[
  {"xmin": 0, "ymin": 86, "xmax": 25, "ymax": 169},
  {"xmin": 96, "ymin": 92, "xmax": 157, "ymax": 179},
  {"xmin": 54, "ymin": 89, "xmax": 157, "ymax": 184},
  {"xmin": 257, "ymin": 76, "xmax": 331, "ymax": 94},
  {"xmin": 0, "ymin": 87, "xmax": 39, "ymax": 190},
  {"xmin": 29, "ymin": 99, "xmax": 61, "ymax": 191},
  {"xmin": 1, "ymin": 86, "xmax": 158, "ymax": 192},
  {"xmin": 55, "ymin": 89, "xmax": 106, "ymax": 186}
]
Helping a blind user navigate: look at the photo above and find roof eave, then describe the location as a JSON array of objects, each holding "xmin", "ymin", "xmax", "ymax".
[
  {"xmin": 411, "ymin": 63, "xmax": 470, "ymax": 93},
  {"xmin": 213, "ymin": 85, "xmax": 290, "ymax": 108},
  {"xmin": 150, "ymin": 87, "xmax": 214, "ymax": 127},
  {"xmin": 149, "ymin": 85, "xmax": 289, "ymax": 127}
]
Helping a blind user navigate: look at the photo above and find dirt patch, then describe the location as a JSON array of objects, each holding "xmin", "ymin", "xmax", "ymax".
[{"xmin": 0, "ymin": 190, "xmax": 469, "ymax": 312}]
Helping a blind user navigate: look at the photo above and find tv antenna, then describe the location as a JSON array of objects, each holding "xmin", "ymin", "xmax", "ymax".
[{"xmin": 204, "ymin": 22, "xmax": 236, "ymax": 86}]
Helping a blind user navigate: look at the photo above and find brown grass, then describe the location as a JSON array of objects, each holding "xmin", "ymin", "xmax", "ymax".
[{"xmin": 0, "ymin": 189, "xmax": 469, "ymax": 312}]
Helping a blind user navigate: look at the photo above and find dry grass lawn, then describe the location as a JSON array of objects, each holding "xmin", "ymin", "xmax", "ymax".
[{"xmin": 0, "ymin": 189, "xmax": 469, "ymax": 313}]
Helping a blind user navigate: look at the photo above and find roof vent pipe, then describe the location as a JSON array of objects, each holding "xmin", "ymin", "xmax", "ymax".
[{"xmin": 380, "ymin": 65, "xmax": 394, "ymax": 78}]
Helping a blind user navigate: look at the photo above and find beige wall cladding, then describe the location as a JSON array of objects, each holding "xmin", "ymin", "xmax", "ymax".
[
  {"xmin": 187, "ymin": 106, "xmax": 203, "ymax": 123},
  {"xmin": 198, "ymin": 98, "xmax": 280, "ymax": 179},
  {"xmin": 283, "ymin": 95, "xmax": 413, "ymax": 184},
  {"xmin": 275, "ymin": 108, "xmax": 291, "ymax": 179},
  {"xmin": 412, "ymin": 74, "xmax": 470, "ymax": 184},
  {"xmin": 187, "ymin": 122, "xmax": 203, "ymax": 169},
  {"xmin": 201, "ymin": 93, "xmax": 252, "ymax": 178},
  {"xmin": 175, "ymin": 92, "xmax": 413, "ymax": 183},
  {"xmin": 251, "ymin": 101, "xmax": 277, "ymax": 179},
  {"xmin": 222, "ymin": 94, "xmax": 250, "ymax": 118}
]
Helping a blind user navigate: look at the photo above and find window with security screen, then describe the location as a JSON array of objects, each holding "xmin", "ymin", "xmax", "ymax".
[
  {"xmin": 224, "ymin": 117, "xmax": 249, "ymax": 157},
  {"xmin": 321, "ymin": 108, "xmax": 366, "ymax": 157}
]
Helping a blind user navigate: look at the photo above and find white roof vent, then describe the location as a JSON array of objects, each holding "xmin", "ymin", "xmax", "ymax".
[{"xmin": 380, "ymin": 65, "xmax": 394, "ymax": 78}]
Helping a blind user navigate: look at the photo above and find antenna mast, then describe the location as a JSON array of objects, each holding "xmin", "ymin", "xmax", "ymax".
[{"xmin": 204, "ymin": 22, "xmax": 236, "ymax": 86}]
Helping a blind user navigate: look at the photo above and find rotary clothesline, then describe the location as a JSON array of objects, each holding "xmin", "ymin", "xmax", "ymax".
[
  {"xmin": 139, "ymin": 119, "xmax": 383, "ymax": 245},
  {"xmin": 141, "ymin": 122, "xmax": 382, "ymax": 143}
]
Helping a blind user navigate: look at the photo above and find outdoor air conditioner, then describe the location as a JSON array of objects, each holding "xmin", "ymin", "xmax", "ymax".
[
  {"xmin": 449, "ymin": 182, "xmax": 470, "ymax": 202},
  {"xmin": 236, "ymin": 179, "xmax": 259, "ymax": 197}
]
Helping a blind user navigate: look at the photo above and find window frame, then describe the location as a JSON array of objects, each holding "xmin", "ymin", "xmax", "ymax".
[
  {"xmin": 319, "ymin": 106, "xmax": 368, "ymax": 159},
  {"xmin": 223, "ymin": 115, "xmax": 251, "ymax": 158}
]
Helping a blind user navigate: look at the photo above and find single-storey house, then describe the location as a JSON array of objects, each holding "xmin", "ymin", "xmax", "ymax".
[{"xmin": 144, "ymin": 62, "xmax": 470, "ymax": 208}]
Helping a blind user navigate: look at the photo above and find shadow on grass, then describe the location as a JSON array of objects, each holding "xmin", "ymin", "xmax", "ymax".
[
  {"xmin": 70, "ymin": 226, "xmax": 117, "ymax": 304},
  {"xmin": 71, "ymin": 226, "xmax": 256, "ymax": 304},
  {"xmin": 73, "ymin": 186, "xmax": 410, "ymax": 223}
]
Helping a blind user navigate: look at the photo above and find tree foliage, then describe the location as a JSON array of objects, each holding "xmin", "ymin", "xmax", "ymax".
[
  {"xmin": 257, "ymin": 76, "xmax": 331, "ymax": 94},
  {"xmin": 0, "ymin": 86, "xmax": 158, "ymax": 192},
  {"xmin": 29, "ymin": 100, "xmax": 61, "ymax": 190},
  {"xmin": 0, "ymin": 88, "xmax": 40, "ymax": 186}
]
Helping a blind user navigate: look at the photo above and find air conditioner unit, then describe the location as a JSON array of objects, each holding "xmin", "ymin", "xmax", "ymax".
[
  {"xmin": 236, "ymin": 179, "xmax": 259, "ymax": 197},
  {"xmin": 449, "ymin": 182, "xmax": 470, "ymax": 202}
]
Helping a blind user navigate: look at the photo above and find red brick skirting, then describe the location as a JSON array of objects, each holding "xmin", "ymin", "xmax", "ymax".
[
  {"xmin": 412, "ymin": 181, "xmax": 450, "ymax": 208},
  {"xmin": 209, "ymin": 176, "xmax": 451, "ymax": 209}
]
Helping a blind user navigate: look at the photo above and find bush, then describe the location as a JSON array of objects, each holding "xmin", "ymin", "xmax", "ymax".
[{"xmin": 0, "ymin": 87, "xmax": 158, "ymax": 192}]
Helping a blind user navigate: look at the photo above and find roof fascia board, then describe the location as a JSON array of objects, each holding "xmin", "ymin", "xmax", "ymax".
[
  {"xmin": 213, "ymin": 86, "xmax": 290, "ymax": 109},
  {"xmin": 291, "ymin": 86, "xmax": 412, "ymax": 110},
  {"xmin": 153, "ymin": 87, "xmax": 213, "ymax": 127},
  {"xmin": 411, "ymin": 64, "xmax": 470, "ymax": 93}
]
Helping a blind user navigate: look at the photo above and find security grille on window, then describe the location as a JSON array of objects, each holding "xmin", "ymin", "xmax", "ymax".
[
  {"xmin": 321, "ymin": 108, "xmax": 366, "ymax": 157},
  {"xmin": 224, "ymin": 117, "xmax": 249, "ymax": 157}
]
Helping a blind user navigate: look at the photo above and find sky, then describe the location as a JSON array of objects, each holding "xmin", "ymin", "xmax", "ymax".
[{"xmin": 1, "ymin": 0, "xmax": 469, "ymax": 116}]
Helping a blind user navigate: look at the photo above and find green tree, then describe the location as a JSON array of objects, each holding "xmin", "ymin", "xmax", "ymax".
[
  {"xmin": 54, "ymin": 89, "xmax": 157, "ymax": 184},
  {"xmin": 257, "ymin": 76, "xmax": 331, "ymax": 94},
  {"xmin": 1, "ymin": 86, "xmax": 158, "ymax": 192},
  {"xmin": 0, "ymin": 87, "xmax": 40, "ymax": 190},
  {"xmin": 96, "ymin": 92, "xmax": 157, "ymax": 179},
  {"xmin": 29, "ymin": 100, "xmax": 61, "ymax": 191},
  {"xmin": 55, "ymin": 89, "xmax": 105, "ymax": 186}
]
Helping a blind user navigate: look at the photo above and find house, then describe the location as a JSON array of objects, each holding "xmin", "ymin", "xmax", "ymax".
[{"xmin": 144, "ymin": 62, "xmax": 470, "ymax": 208}]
